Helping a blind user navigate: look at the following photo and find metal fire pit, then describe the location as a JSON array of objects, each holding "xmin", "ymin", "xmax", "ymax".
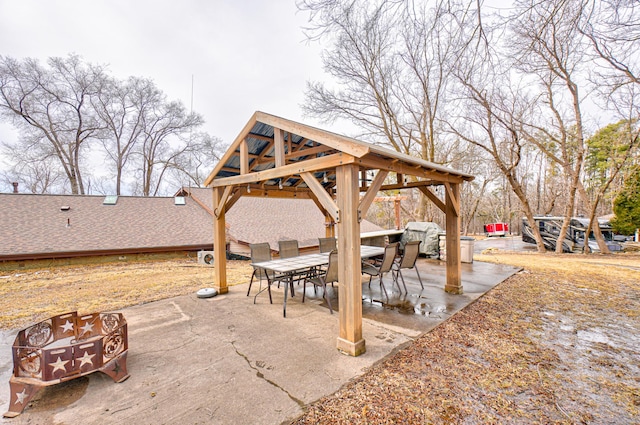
[{"xmin": 3, "ymin": 311, "xmax": 129, "ymax": 418}]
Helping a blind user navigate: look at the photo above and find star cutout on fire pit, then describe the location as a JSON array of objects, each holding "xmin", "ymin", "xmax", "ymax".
[
  {"xmin": 49, "ymin": 356, "xmax": 69, "ymax": 374},
  {"xmin": 80, "ymin": 321, "xmax": 94, "ymax": 335},
  {"xmin": 60, "ymin": 320, "xmax": 74, "ymax": 333},
  {"xmin": 78, "ymin": 351, "xmax": 95, "ymax": 368},
  {"xmin": 14, "ymin": 389, "xmax": 27, "ymax": 405}
]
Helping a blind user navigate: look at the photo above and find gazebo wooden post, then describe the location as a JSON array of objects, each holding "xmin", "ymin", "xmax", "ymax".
[
  {"xmin": 335, "ymin": 164, "xmax": 365, "ymax": 356},
  {"xmin": 212, "ymin": 187, "xmax": 228, "ymax": 294},
  {"xmin": 444, "ymin": 182, "xmax": 462, "ymax": 294}
]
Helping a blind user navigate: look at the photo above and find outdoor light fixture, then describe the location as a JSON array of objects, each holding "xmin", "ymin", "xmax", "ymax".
[
  {"xmin": 403, "ymin": 178, "xmax": 408, "ymax": 187},
  {"xmin": 247, "ymin": 184, "xmax": 251, "ymax": 193},
  {"xmin": 278, "ymin": 179, "xmax": 283, "ymax": 190},
  {"xmin": 323, "ymin": 172, "xmax": 329, "ymax": 183}
]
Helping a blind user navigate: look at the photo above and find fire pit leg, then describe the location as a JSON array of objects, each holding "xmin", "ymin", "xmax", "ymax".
[
  {"xmin": 100, "ymin": 351, "xmax": 130, "ymax": 383},
  {"xmin": 3, "ymin": 379, "xmax": 42, "ymax": 418}
]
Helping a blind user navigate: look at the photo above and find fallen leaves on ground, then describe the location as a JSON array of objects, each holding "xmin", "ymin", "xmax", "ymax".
[{"xmin": 292, "ymin": 252, "xmax": 640, "ymax": 424}]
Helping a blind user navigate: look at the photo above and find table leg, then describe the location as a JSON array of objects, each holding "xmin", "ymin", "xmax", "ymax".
[{"xmin": 283, "ymin": 275, "xmax": 289, "ymax": 317}]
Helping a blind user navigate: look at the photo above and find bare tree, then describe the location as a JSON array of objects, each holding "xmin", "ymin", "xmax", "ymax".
[
  {"xmin": 299, "ymin": 0, "xmax": 468, "ymax": 159},
  {"xmin": 167, "ymin": 132, "xmax": 227, "ymax": 189},
  {"xmin": 0, "ymin": 55, "xmax": 106, "ymax": 194},
  {"xmin": 0, "ymin": 54, "xmax": 220, "ymax": 196},
  {"xmin": 1, "ymin": 136, "xmax": 65, "ymax": 193},
  {"xmin": 94, "ymin": 76, "xmax": 155, "ymax": 195},
  {"xmin": 505, "ymin": 0, "xmax": 614, "ymax": 253},
  {"xmin": 579, "ymin": 0, "xmax": 640, "ymax": 248},
  {"xmin": 458, "ymin": 148, "xmax": 492, "ymax": 235},
  {"xmin": 507, "ymin": 0, "xmax": 640, "ymax": 253},
  {"xmin": 134, "ymin": 100, "xmax": 203, "ymax": 196},
  {"xmin": 299, "ymin": 0, "xmax": 484, "ymax": 222},
  {"xmin": 580, "ymin": 0, "xmax": 640, "ymax": 91},
  {"xmin": 450, "ymin": 64, "xmax": 548, "ymax": 251}
]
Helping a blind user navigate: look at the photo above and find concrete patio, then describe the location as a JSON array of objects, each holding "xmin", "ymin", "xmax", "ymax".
[{"xmin": 0, "ymin": 258, "xmax": 520, "ymax": 425}]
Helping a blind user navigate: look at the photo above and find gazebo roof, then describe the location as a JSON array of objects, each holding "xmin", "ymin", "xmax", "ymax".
[{"xmin": 204, "ymin": 111, "xmax": 474, "ymax": 194}]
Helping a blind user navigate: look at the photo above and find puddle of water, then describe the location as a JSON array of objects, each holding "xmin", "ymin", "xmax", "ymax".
[
  {"xmin": 362, "ymin": 295, "xmax": 449, "ymax": 317},
  {"xmin": 577, "ymin": 329, "xmax": 611, "ymax": 345},
  {"xmin": 361, "ymin": 296, "xmax": 384, "ymax": 307},
  {"xmin": 433, "ymin": 304, "xmax": 448, "ymax": 313}
]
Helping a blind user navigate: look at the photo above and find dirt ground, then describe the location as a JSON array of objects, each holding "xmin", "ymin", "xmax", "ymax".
[
  {"xmin": 291, "ymin": 252, "xmax": 640, "ymax": 424},
  {"xmin": 1, "ymin": 252, "xmax": 638, "ymax": 424}
]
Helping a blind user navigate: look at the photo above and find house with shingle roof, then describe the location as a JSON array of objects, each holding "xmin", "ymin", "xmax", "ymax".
[
  {"xmin": 0, "ymin": 188, "xmax": 383, "ymax": 264},
  {"xmin": 178, "ymin": 187, "xmax": 383, "ymax": 256},
  {"xmin": 0, "ymin": 193, "xmax": 214, "ymax": 262}
]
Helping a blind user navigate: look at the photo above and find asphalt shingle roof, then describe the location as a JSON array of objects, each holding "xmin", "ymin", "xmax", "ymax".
[
  {"xmin": 185, "ymin": 188, "xmax": 383, "ymax": 251},
  {"xmin": 1, "ymin": 189, "xmax": 385, "ymax": 260},
  {"xmin": 0, "ymin": 193, "xmax": 213, "ymax": 258}
]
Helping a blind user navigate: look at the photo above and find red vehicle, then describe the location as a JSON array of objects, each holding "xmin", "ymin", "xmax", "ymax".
[{"xmin": 484, "ymin": 222, "xmax": 509, "ymax": 237}]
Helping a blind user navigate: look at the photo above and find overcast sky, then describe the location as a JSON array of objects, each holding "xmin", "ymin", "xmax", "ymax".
[{"xmin": 0, "ymin": 0, "xmax": 330, "ymax": 146}]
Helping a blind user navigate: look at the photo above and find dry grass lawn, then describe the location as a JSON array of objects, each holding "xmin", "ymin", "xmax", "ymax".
[{"xmin": 0, "ymin": 259, "xmax": 253, "ymax": 330}]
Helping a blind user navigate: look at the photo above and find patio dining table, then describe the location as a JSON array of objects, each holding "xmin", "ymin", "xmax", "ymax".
[{"xmin": 252, "ymin": 245, "xmax": 385, "ymax": 317}]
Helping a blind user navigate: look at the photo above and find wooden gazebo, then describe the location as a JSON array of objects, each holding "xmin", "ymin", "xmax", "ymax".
[{"xmin": 204, "ymin": 111, "xmax": 474, "ymax": 356}]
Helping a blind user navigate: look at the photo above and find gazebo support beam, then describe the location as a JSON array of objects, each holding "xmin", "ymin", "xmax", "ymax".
[
  {"xmin": 301, "ymin": 172, "xmax": 339, "ymax": 222},
  {"xmin": 418, "ymin": 186, "xmax": 446, "ymax": 213},
  {"xmin": 211, "ymin": 153, "xmax": 352, "ymax": 187},
  {"xmin": 240, "ymin": 140, "xmax": 249, "ymax": 174},
  {"xmin": 335, "ymin": 163, "xmax": 365, "ymax": 356},
  {"xmin": 274, "ymin": 128, "xmax": 285, "ymax": 167},
  {"xmin": 212, "ymin": 187, "xmax": 228, "ymax": 294},
  {"xmin": 359, "ymin": 170, "xmax": 388, "ymax": 218},
  {"xmin": 444, "ymin": 182, "xmax": 462, "ymax": 294},
  {"xmin": 325, "ymin": 213, "xmax": 336, "ymax": 237}
]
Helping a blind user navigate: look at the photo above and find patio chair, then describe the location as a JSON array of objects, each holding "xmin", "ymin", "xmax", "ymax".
[
  {"xmin": 247, "ymin": 242, "xmax": 275, "ymax": 303},
  {"xmin": 278, "ymin": 240, "xmax": 299, "ymax": 258},
  {"xmin": 318, "ymin": 237, "xmax": 337, "ymax": 253},
  {"xmin": 392, "ymin": 240, "xmax": 424, "ymax": 293},
  {"xmin": 303, "ymin": 250, "xmax": 338, "ymax": 314},
  {"xmin": 315, "ymin": 237, "xmax": 337, "ymax": 284},
  {"xmin": 361, "ymin": 243, "xmax": 398, "ymax": 302},
  {"xmin": 278, "ymin": 239, "xmax": 307, "ymax": 291}
]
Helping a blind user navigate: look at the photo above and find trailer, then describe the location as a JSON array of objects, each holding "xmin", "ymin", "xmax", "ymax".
[
  {"xmin": 484, "ymin": 222, "xmax": 509, "ymax": 237},
  {"xmin": 521, "ymin": 216, "xmax": 622, "ymax": 252}
]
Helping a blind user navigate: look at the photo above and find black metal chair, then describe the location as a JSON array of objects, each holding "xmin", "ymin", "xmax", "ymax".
[
  {"xmin": 303, "ymin": 250, "xmax": 338, "ymax": 314},
  {"xmin": 392, "ymin": 240, "xmax": 424, "ymax": 293},
  {"xmin": 361, "ymin": 243, "xmax": 398, "ymax": 301}
]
